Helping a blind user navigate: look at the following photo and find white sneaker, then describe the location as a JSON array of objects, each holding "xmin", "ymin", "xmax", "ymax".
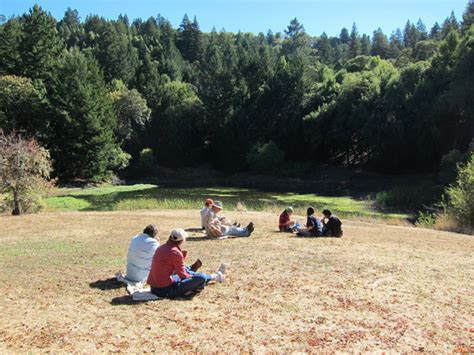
[
  {"xmin": 215, "ymin": 271, "xmax": 225, "ymax": 283},
  {"xmin": 217, "ymin": 263, "xmax": 227, "ymax": 274}
]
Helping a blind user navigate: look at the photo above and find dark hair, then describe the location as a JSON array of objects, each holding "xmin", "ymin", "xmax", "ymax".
[
  {"xmin": 307, "ymin": 207, "xmax": 315, "ymax": 216},
  {"xmin": 143, "ymin": 224, "xmax": 158, "ymax": 238},
  {"xmin": 322, "ymin": 209, "xmax": 332, "ymax": 217}
]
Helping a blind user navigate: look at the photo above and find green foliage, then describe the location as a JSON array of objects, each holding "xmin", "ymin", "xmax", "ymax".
[
  {"xmin": 0, "ymin": 131, "xmax": 53, "ymax": 215},
  {"xmin": 446, "ymin": 154, "xmax": 474, "ymax": 229},
  {"xmin": 48, "ymin": 49, "xmax": 129, "ymax": 181},
  {"xmin": 138, "ymin": 148, "xmax": 155, "ymax": 174},
  {"xmin": 246, "ymin": 141, "xmax": 285, "ymax": 173},
  {"xmin": 373, "ymin": 185, "xmax": 441, "ymax": 212}
]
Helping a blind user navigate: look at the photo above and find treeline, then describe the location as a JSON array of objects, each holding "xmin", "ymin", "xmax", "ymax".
[{"xmin": 0, "ymin": 3, "xmax": 473, "ymax": 181}]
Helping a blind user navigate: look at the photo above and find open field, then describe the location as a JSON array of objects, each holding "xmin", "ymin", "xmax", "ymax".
[
  {"xmin": 44, "ymin": 184, "xmax": 409, "ymax": 220},
  {"xmin": 0, "ymin": 210, "xmax": 472, "ymax": 352}
]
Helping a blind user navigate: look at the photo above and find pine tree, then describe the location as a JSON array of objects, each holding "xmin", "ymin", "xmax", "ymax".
[
  {"xmin": 349, "ymin": 22, "xmax": 361, "ymax": 58},
  {"xmin": 57, "ymin": 8, "xmax": 84, "ymax": 49},
  {"xmin": 430, "ymin": 22, "xmax": 442, "ymax": 39},
  {"xmin": 339, "ymin": 27, "xmax": 350, "ymax": 44},
  {"xmin": 371, "ymin": 28, "xmax": 390, "ymax": 58},
  {"xmin": 48, "ymin": 49, "xmax": 129, "ymax": 180},
  {"xmin": 19, "ymin": 5, "xmax": 64, "ymax": 80},
  {"xmin": 416, "ymin": 19, "xmax": 428, "ymax": 40},
  {"xmin": 360, "ymin": 34, "xmax": 371, "ymax": 56},
  {"xmin": 317, "ymin": 32, "xmax": 334, "ymax": 64},
  {"xmin": 441, "ymin": 11, "xmax": 460, "ymax": 38},
  {"xmin": 0, "ymin": 17, "xmax": 23, "ymax": 75},
  {"xmin": 462, "ymin": 0, "xmax": 474, "ymax": 34}
]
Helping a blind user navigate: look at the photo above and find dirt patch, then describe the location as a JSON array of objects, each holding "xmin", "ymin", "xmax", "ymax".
[{"xmin": 0, "ymin": 210, "xmax": 472, "ymax": 352}]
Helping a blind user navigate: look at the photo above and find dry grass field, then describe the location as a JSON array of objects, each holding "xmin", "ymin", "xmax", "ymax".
[{"xmin": 0, "ymin": 210, "xmax": 472, "ymax": 352}]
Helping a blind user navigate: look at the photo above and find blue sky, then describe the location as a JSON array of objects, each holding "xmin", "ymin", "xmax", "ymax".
[{"xmin": 0, "ymin": 0, "xmax": 468, "ymax": 36}]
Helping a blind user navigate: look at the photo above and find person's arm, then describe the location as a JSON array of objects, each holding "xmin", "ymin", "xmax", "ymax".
[{"xmin": 172, "ymin": 250, "xmax": 191, "ymax": 280}]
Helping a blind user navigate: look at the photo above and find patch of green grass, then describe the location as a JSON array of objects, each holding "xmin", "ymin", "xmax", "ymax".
[
  {"xmin": 0, "ymin": 240, "xmax": 82, "ymax": 257},
  {"xmin": 44, "ymin": 184, "xmax": 409, "ymax": 220}
]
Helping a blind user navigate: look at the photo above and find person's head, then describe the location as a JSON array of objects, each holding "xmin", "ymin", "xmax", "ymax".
[
  {"xmin": 211, "ymin": 200, "xmax": 223, "ymax": 213},
  {"xmin": 205, "ymin": 198, "xmax": 214, "ymax": 207},
  {"xmin": 284, "ymin": 207, "xmax": 294, "ymax": 215},
  {"xmin": 307, "ymin": 207, "xmax": 315, "ymax": 216},
  {"xmin": 143, "ymin": 224, "xmax": 158, "ymax": 238},
  {"xmin": 322, "ymin": 209, "xmax": 332, "ymax": 217},
  {"xmin": 168, "ymin": 228, "xmax": 188, "ymax": 246}
]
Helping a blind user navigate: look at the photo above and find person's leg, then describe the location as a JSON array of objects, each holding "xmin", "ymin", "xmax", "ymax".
[
  {"xmin": 174, "ymin": 276, "xmax": 206, "ymax": 297},
  {"xmin": 224, "ymin": 226, "xmax": 250, "ymax": 237},
  {"xmin": 296, "ymin": 229, "xmax": 312, "ymax": 237},
  {"xmin": 186, "ymin": 269, "xmax": 213, "ymax": 284}
]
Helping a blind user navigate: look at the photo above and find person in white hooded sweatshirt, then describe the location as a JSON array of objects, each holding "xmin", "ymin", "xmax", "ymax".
[{"xmin": 125, "ymin": 224, "xmax": 160, "ymax": 282}]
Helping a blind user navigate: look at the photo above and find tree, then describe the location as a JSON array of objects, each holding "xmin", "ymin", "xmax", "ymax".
[
  {"xmin": 0, "ymin": 130, "xmax": 53, "ymax": 215},
  {"xmin": 19, "ymin": 5, "xmax": 64, "ymax": 81},
  {"xmin": 177, "ymin": 14, "xmax": 204, "ymax": 63},
  {"xmin": 282, "ymin": 18, "xmax": 308, "ymax": 55},
  {"xmin": 57, "ymin": 8, "xmax": 84, "ymax": 49},
  {"xmin": 430, "ymin": 22, "xmax": 442, "ymax": 39},
  {"xmin": 0, "ymin": 75, "xmax": 51, "ymax": 140},
  {"xmin": 371, "ymin": 28, "xmax": 390, "ymax": 58},
  {"xmin": 462, "ymin": 0, "xmax": 474, "ymax": 34},
  {"xmin": 446, "ymin": 153, "xmax": 474, "ymax": 231},
  {"xmin": 48, "ymin": 49, "xmax": 129, "ymax": 180},
  {"xmin": 339, "ymin": 27, "xmax": 350, "ymax": 44},
  {"xmin": 0, "ymin": 17, "xmax": 23, "ymax": 75},
  {"xmin": 349, "ymin": 23, "xmax": 361, "ymax": 58},
  {"xmin": 109, "ymin": 82, "xmax": 151, "ymax": 157},
  {"xmin": 441, "ymin": 11, "xmax": 460, "ymax": 38}
]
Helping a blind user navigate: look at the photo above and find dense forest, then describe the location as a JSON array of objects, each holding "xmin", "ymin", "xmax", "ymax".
[{"xmin": 0, "ymin": 3, "xmax": 473, "ymax": 182}]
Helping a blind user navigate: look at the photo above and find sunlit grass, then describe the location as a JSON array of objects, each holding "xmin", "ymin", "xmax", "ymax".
[{"xmin": 44, "ymin": 183, "xmax": 409, "ymax": 220}]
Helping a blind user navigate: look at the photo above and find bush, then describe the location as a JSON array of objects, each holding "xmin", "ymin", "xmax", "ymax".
[
  {"xmin": 246, "ymin": 141, "xmax": 285, "ymax": 173},
  {"xmin": 445, "ymin": 154, "xmax": 474, "ymax": 231},
  {"xmin": 138, "ymin": 148, "xmax": 155, "ymax": 175},
  {"xmin": 373, "ymin": 185, "xmax": 440, "ymax": 212}
]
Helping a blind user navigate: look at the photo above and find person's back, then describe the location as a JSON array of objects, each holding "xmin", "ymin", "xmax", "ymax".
[
  {"xmin": 147, "ymin": 240, "xmax": 187, "ymax": 288},
  {"xmin": 126, "ymin": 225, "xmax": 159, "ymax": 282},
  {"xmin": 307, "ymin": 214, "xmax": 323, "ymax": 236}
]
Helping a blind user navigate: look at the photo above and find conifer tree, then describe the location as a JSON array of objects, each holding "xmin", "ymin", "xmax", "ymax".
[
  {"xmin": 19, "ymin": 5, "xmax": 64, "ymax": 80},
  {"xmin": 349, "ymin": 23, "xmax": 361, "ymax": 58},
  {"xmin": 49, "ymin": 49, "xmax": 129, "ymax": 180}
]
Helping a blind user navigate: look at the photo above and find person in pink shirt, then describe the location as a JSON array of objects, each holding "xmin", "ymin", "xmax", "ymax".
[{"xmin": 148, "ymin": 229, "xmax": 225, "ymax": 298}]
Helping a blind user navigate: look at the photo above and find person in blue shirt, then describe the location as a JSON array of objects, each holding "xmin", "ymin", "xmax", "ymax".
[
  {"xmin": 125, "ymin": 224, "xmax": 160, "ymax": 282},
  {"xmin": 296, "ymin": 207, "xmax": 323, "ymax": 237}
]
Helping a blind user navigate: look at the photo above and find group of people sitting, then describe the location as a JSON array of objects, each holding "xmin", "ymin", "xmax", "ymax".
[
  {"xmin": 200, "ymin": 198, "xmax": 254, "ymax": 238},
  {"xmin": 122, "ymin": 200, "xmax": 343, "ymax": 300},
  {"xmin": 279, "ymin": 207, "xmax": 343, "ymax": 237},
  {"xmin": 126, "ymin": 224, "xmax": 226, "ymax": 299}
]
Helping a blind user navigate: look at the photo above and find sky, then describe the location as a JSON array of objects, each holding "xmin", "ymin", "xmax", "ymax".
[{"xmin": 0, "ymin": 0, "xmax": 469, "ymax": 37}]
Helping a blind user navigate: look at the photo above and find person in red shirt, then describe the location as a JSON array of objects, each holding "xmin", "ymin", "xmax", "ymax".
[
  {"xmin": 279, "ymin": 207, "xmax": 295, "ymax": 232},
  {"xmin": 148, "ymin": 229, "xmax": 225, "ymax": 298}
]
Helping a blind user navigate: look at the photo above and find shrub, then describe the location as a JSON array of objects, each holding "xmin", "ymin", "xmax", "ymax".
[
  {"xmin": 138, "ymin": 148, "xmax": 155, "ymax": 175},
  {"xmin": 0, "ymin": 131, "xmax": 53, "ymax": 215},
  {"xmin": 246, "ymin": 141, "xmax": 285, "ymax": 173},
  {"xmin": 373, "ymin": 185, "xmax": 440, "ymax": 212},
  {"xmin": 445, "ymin": 154, "xmax": 474, "ymax": 231}
]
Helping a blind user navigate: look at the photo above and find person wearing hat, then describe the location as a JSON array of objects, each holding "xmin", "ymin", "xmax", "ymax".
[
  {"xmin": 147, "ymin": 229, "xmax": 225, "ymax": 298},
  {"xmin": 125, "ymin": 224, "xmax": 160, "ymax": 282},
  {"xmin": 200, "ymin": 198, "xmax": 214, "ymax": 230},
  {"xmin": 206, "ymin": 201, "xmax": 254, "ymax": 238},
  {"xmin": 279, "ymin": 207, "xmax": 295, "ymax": 232}
]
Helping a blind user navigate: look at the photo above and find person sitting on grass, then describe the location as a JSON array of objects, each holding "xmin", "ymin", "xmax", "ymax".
[
  {"xmin": 125, "ymin": 224, "xmax": 160, "ymax": 282},
  {"xmin": 148, "ymin": 229, "xmax": 225, "ymax": 299},
  {"xmin": 206, "ymin": 201, "xmax": 254, "ymax": 238},
  {"xmin": 200, "ymin": 198, "xmax": 214, "ymax": 230},
  {"xmin": 279, "ymin": 207, "xmax": 295, "ymax": 232},
  {"xmin": 321, "ymin": 209, "xmax": 343, "ymax": 237},
  {"xmin": 296, "ymin": 207, "xmax": 323, "ymax": 237}
]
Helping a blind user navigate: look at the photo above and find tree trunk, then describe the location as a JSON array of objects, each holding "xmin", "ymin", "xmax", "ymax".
[{"xmin": 12, "ymin": 189, "xmax": 20, "ymax": 215}]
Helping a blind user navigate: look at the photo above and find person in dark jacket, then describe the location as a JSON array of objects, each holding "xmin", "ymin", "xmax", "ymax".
[
  {"xmin": 321, "ymin": 209, "xmax": 343, "ymax": 237},
  {"xmin": 296, "ymin": 207, "xmax": 322, "ymax": 237}
]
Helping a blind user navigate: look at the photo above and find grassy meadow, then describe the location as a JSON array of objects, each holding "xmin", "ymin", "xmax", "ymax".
[
  {"xmin": 44, "ymin": 183, "xmax": 409, "ymax": 221},
  {"xmin": 0, "ymin": 210, "xmax": 472, "ymax": 352}
]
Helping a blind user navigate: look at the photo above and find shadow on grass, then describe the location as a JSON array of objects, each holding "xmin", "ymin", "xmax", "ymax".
[
  {"xmin": 89, "ymin": 277, "xmax": 124, "ymax": 291},
  {"xmin": 110, "ymin": 293, "xmax": 200, "ymax": 305}
]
